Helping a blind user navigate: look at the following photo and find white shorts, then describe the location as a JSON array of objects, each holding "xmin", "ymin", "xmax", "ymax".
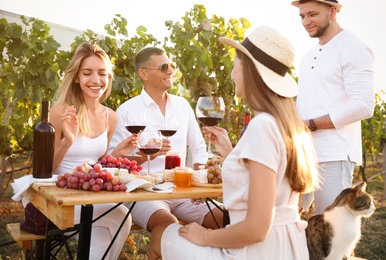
[{"xmin": 125, "ymin": 199, "xmax": 222, "ymax": 229}]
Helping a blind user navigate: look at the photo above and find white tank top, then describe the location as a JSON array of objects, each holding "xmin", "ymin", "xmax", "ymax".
[{"xmin": 55, "ymin": 107, "xmax": 108, "ymax": 175}]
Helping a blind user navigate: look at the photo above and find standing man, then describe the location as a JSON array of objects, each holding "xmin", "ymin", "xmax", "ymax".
[
  {"xmin": 292, "ymin": 0, "xmax": 375, "ymax": 214},
  {"xmin": 109, "ymin": 46, "xmax": 223, "ymax": 232}
]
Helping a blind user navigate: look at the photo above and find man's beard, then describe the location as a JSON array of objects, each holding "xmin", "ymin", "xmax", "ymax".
[{"xmin": 311, "ymin": 20, "xmax": 330, "ymax": 38}]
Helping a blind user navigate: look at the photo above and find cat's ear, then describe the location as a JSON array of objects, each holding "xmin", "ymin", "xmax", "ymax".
[{"xmin": 356, "ymin": 181, "xmax": 367, "ymax": 193}]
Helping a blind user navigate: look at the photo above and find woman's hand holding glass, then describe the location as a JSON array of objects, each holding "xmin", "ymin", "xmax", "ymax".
[
  {"xmin": 110, "ymin": 134, "xmax": 139, "ymax": 158},
  {"xmin": 202, "ymin": 126, "xmax": 233, "ymax": 159},
  {"xmin": 195, "ymin": 96, "xmax": 225, "ymax": 158}
]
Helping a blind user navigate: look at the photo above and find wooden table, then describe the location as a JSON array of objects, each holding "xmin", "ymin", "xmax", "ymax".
[{"xmin": 30, "ymin": 182, "xmax": 223, "ymax": 259}]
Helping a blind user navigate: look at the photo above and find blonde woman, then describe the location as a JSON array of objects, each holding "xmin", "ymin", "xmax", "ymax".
[
  {"xmin": 149, "ymin": 26, "xmax": 320, "ymax": 260},
  {"xmin": 50, "ymin": 43, "xmax": 135, "ymax": 259}
]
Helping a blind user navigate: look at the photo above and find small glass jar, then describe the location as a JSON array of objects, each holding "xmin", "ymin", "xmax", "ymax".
[
  {"xmin": 174, "ymin": 167, "xmax": 192, "ymax": 187},
  {"xmin": 165, "ymin": 152, "xmax": 181, "ymax": 170}
]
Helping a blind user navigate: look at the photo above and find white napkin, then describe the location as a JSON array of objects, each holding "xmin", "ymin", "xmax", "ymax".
[
  {"xmin": 11, "ymin": 175, "xmax": 57, "ymax": 207},
  {"xmin": 145, "ymin": 181, "xmax": 176, "ymax": 193},
  {"xmin": 125, "ymin": 179, "xmax": 175, "ymax": 193}
]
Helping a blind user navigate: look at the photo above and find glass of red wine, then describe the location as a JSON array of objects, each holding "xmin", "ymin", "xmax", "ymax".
[
  {"xmin": 195, "ymin": 96, "xmax": 225, "ymax": 158},
  {"xmin": 125, "ymin": 111, "xmax": 147, "ymax": 156},
  {"xmin": 158, "ymin": 116, "xmax": 178, "ymax": 140},
  {"xmin": 138, "ymin": 130, "xmax": 163, "ymax": 175},
  {"xmin": 159, "ymin": 116, "xmax": 179, "ymax": 169}
]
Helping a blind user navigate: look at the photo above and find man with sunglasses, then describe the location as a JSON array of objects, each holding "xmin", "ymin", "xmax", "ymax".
[{"xmin": 109, "ymin": 46, "xmax": 223, "ymax": 233}]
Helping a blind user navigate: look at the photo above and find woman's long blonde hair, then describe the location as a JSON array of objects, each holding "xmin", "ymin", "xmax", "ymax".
[
  {"xmin": 53, "ymin": 43, "xmax": 114, "ymax": 136},
  {"xmin": 238, "ymin": 50, "xmax": 319, "ymax": 193}
]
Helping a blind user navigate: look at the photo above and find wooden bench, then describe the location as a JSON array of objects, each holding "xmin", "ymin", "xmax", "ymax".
[
  {"xmin": 6, "ymin": 221, "xmax": 187, "ymax": 246},
  {"xmin": 6, "ymin": 223, "xmax": 45, "ymax": 250},
  {"xmin": 5, "ymin": 220, "xmax": 187, "ymax": 259}
]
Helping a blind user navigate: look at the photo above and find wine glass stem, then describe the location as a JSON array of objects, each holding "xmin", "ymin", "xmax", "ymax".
[
  {"xmin": 207, "ymin": 133, "xmax": 213, "ymax": 155},
  {"xmin": 147, "ymin": 155, "xmax": 151, "ymax": 175},
  {"xmin": 131, "ymin": 133, "xmax": 140, "ymax": 156},
  {"xmin": 130, "ymin": 133, "xmax": 136, "ymax": 156}
]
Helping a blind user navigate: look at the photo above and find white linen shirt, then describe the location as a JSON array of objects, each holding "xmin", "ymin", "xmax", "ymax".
[
  {"xmin": 296, "ymin": 30, "xmax": 375, "ymax": 164},
  {"xmin": 109, "ymin": 89, "xmax": 207, "ymax": 174}
]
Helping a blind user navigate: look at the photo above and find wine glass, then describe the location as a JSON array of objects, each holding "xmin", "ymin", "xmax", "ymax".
[
  {"xmin": 159, "ymin": 116, "xmax": 180, "ymax": 169},
  {"xmin": 195, "ymin": 96, "xmax": 225, "ymax": 158},
  {"xmin": 138, "ymin": 130, "xmax": 163, "ymax": 175},
  {"xmin": 125, "ymin": 111, "xmax": 147, "ymax": 156},
  {"xmin": 158, "ymin": 116, "xmax": 178, "ymax": 140}
]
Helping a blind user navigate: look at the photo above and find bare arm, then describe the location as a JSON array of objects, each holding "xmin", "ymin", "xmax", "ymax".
[
  {"xmin": 50, "ymin": 105, "xmax": 78, "ymax": 172},
  {"xmin": 107, "ymin": 108, "xmax": 140, "ymax": 159},
  {"xmin": 179, "ymin": 161, "xmax": 276, "ymax": 248}
]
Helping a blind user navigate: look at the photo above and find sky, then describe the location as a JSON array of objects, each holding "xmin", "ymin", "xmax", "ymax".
[{"xmin": 1, "ymin": 0, "xmax": 385, "ymax": 93}]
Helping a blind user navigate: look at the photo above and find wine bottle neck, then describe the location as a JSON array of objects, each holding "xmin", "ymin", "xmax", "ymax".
[
  {"xmin": 244, "ymin": 115, "xmax": 250, "ymax": 125},
  {"xmin": 41, "ymin": 100, "xmax": 50, "ymax": 122}
]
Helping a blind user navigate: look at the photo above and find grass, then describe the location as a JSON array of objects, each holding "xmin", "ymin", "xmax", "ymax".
[
  {"xmin": 354, "ymin": 175, "xmax": 386, "ymax": 259},
  {"xmin": 1, "ymin": 159, "xmax": 385, "ymax": 259}
]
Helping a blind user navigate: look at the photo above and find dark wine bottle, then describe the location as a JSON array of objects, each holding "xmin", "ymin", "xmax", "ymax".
[
  {"xmin": 32, "ymin": 100, "xmax": 55, "ymax": 179},
  {"xmin": 239, "ymin": 110, "xmax": 251, "ymax": 139}
]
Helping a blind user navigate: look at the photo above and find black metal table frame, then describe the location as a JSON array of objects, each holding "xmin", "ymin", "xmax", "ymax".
[{"xmin": 38, "ymin": 198, "xmax": 222, "ymax": 259}]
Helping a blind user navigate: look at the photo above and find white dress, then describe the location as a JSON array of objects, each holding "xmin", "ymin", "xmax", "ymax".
[{"xmin": 161, "ymin": 113, "xmax": 309, "ymax": 260}]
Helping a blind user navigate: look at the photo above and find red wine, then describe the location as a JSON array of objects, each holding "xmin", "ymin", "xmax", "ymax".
[
  {"xmin": 33, "ymin": 100, "xmax": 55, "ymax": 179},
  {"xmin": 125, "ymin": 125, "xmax": 146, "ymax": 134},
  {"xmin": 160, "ymin": 130, "xmax": 177, "ymax": 137},
  {"xmin": 139, "ymin": 148, "xmax": 160, "ymax": 155},
  {"xmin": 198, "ymin": 117, "xmax": 222, "ymax": 126}
]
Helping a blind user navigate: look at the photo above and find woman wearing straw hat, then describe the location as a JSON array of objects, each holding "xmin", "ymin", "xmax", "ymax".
[{"xmin": 148, "ymin": 25, "xmax": 320, "ymax": 260}]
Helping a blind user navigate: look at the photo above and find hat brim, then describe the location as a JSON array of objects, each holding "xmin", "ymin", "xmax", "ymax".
[
  {"xmin": 219, "ymin": 37, "xmax": 298, "ymax": 98},
  {"xmin": 291, "ymin": 1, "xmax": 342, "ymax": 12}
]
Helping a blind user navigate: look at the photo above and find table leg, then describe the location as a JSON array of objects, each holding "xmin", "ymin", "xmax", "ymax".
[
  {"xmin": 205, "ymin": 198, "xmax": 223, "ymax": 228},
  {"xmin": 38, "ymin": 218, "xmax": 56, "ymax": 259},
  {"xmin": 77, "ymin": 204, "xmax": 93, "ymax": 260},
  {"xmin": 36, "ymin": 239, "xmax": 45, "ymax": 260},
  {"xmin": 101, "ymin": 202, "xmax": 136, "ymax": 260}
]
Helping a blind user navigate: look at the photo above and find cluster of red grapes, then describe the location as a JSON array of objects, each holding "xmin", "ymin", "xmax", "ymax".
[
  {"xmin": 96, "ymin": 154, "xmax": 142, "ymax": 174},
  {"xmin": 56, "ymin": 163, "xmax": 127, "ymax": 192},
  {"xmin": 206, "ymin": 158, "xmax": 223, "ymax": 184}
]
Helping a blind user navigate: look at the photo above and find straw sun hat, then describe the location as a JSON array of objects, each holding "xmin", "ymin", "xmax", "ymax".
[
  {"xmin": 219, "ymin": 26, "xmax": 297, "ymax": 98},
  {"xmin": 291, "ymin": 0, "xmax": 342, "ymax": 12}
]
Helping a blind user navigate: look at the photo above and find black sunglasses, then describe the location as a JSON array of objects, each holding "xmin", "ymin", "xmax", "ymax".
[{"xmin": 142, "ymin": 62, "xmax": 176, "ymax": 73}]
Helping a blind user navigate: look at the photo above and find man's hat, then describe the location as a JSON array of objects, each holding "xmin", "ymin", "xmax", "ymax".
[{"xmin": 291, "ymin": 0, "xmax": 342, "ymax": 12}]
